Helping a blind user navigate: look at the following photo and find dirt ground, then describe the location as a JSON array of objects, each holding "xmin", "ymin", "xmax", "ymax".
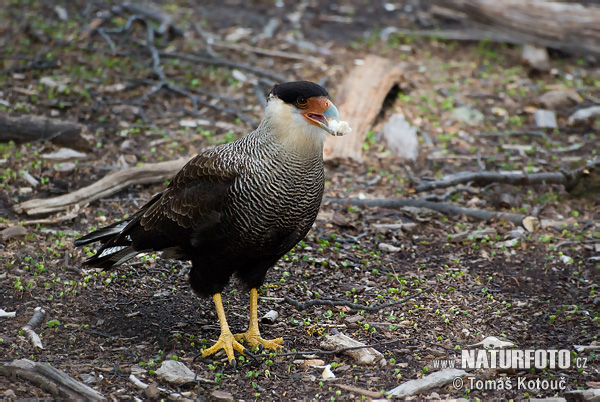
[{"xmin": 1, "ymin": 0, "xmax": 599, "ymax": 400}]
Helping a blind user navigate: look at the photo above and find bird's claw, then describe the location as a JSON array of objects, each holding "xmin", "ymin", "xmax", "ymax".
[
  {"xmin": 234, "ymin": 331, "xmax": 285, "ymax": 353},
  {"xmin": 201, "ymin": 331, "xmax": 246, "ymax": 367}
]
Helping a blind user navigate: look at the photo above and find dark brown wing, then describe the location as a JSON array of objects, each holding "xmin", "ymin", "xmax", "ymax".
[
  {"xmin": 76, "ymin": 150, "xmax": 239, "ymax": 268},
  {"xmin": 126, "ymin": 151, "xmax": 238, "ymax": 251}
]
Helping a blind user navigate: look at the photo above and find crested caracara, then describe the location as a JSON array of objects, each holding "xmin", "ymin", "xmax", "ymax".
[{"xmin": 75, "ymin": 81, "xmax": 350, "ymax": 366}]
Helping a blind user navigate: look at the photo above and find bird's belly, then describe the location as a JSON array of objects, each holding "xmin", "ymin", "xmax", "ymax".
[{"xmin": 228, "ymin": 175, "xmax": 324, "ymax": 253}]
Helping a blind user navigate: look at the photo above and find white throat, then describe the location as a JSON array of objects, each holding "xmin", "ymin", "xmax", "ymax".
[{"xmin": 260, "ymin": 98, "xmax": 326, "ymax": 155}]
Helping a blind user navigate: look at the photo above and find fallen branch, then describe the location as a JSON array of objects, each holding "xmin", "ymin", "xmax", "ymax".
[
  {"xmin": 0, "ymin": 113, "xmax": 93, "ymax": 150},
  {"xmin": 159, "ymin": 51, "xmax": 288, "ymax": 84},
  {"xmin": 21, "ymin": 307, "xmax": 46, "ymax": 349},
  {"xmin": 212, "ymin": 42, "xmax": 325, "ymax": 67},
  {"xmin": 324, "ymin": 197, "xmax": 528, "ymax": 226},
  {"xmin": 14, "ymin": 157, "xmax": 189, "ymax": 215},
  {"xmin": 0, "ymin": 359, "xmax": 104, "ymax": 400},
  {"xmin": 414, "ymin": 160, "xmax": 600, "ymax": 194},
  {"xmin": 283, "ymin": 285, "xmax": 434, "ymax": 313}
]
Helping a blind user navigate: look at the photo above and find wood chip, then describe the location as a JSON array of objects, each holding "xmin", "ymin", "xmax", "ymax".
[
  {"xmin": 1, "ymin": 226, "xmax": 27, "ymax": 241},
  {"xmin": 387, "ymin": 369, "xmax": 468, "ymax": 397},
  {"xmin": 320, "ymin": 333, "xmax": 385, "ymax": 366}
]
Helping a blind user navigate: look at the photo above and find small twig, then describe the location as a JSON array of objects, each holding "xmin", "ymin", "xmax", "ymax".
[
  {"xmin": 476, "ymin": 152, "xmax": 485, "ymax": 171},
  {"xmin": 121, "ymin": 2, "xmax": 185, "ymax": 38},
  {"xmin": 19, "ymin": 207, "xmax": 81, "ymax": 226},
  {"xmin": 324, "ymin": 197, "xmax": 528, "ymax": 226},
  {"xmin": 212, "ymin": 42, "xmax": 325, "ymax": 67},
  {"xmin": 466, "ymin": 93, "xmax": 503, "ymax": 101},
  {"xmin": 253, "ymin": 82, "xmax": 268, "ymax": 109},
  {"xmin": 277, "ymin": 338, "xmax": 408, "ymax": 357},
  {"xmin": 159, "ymin": 51, "xmax": 289, "ymax": 83},
  {"xmin": 22, "ymin": 307, "xmax": 46, "ymax": 349},
  {"xmin": 0, "ymin": 58, "xmax": 59, "ymax": 75},
  {"xmin": 283, "ymin": 285, "xmax": 435, "ymax": 313},
  {"xmin": 96, "ymin": 28, "xmax": 116, "ymax": 54},
  {"xmin": 422, "ymin": 185, "xmax": 477, "ymax": 202},
  {"xmin": 477, "ymin": 130, "xmax": 557, "ymax": 144}
]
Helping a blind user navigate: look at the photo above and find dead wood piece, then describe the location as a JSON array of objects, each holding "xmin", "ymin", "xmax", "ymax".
[
  {"xmin": 21, "ymin": 307, "xmax": 46, "ymax": 349},
  {"xmin": 522, "ymin": 42, "xmax": 550, "ymax": 72},
  {"xmin": 434, "ymin": 0, "xmax": 600, "ymax": 56},
  {"xmin": 320, "ymin": 333, "xmax": 385, "ymax": 365},
  {"xmin": 14, "ymin": 157, "xmax": 189, "ymax": 216},
  {"xmin": 0, "ymin": 309, "xmax": 16, "ymax": 318},
  {"xmin": 323, "ymin": 55, "xmax": 404, "ymax": 162},
  {"xmin": 325, "ymin": 197, "xmax": 527, "ymax": 227},
  {"xmin": 0, "ymin": 113, "xmax": 92, "ymax": 150},
  {"xmin": 0, "ymin": 359, "xmax": 104, "ymax": 400},
  {"xmin": 387, "ymin": 369, "xmax": 468, "ymax": 398},
  {"xmin": 414, "ymin": 160, "xmax": 600, "ymax": 195},
  {"xmin": 335, "ymin": 384, "xmax": 381, "ymax": 399}
]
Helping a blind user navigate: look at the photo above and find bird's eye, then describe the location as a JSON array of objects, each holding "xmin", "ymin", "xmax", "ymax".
[{"xmin": 296, "ymin": 97, "xmax": 308, "ymax": 108}]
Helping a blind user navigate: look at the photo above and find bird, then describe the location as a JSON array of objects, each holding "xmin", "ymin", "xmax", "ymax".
[{"xmin": 74, "ymin": 81, "xmax": 347, "ymax": 367}]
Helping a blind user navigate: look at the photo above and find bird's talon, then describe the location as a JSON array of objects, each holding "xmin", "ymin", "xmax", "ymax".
[
  {"xmin": 244, "ymin": 349, "xmax": 259, "ymax": 363},
  {"xmin": 283, "ymin": 336, "xmax": 293, "ymax": 342},
  {"xmin": 257, "ymin": 344, "xmax": 264, "ymax": 352}
]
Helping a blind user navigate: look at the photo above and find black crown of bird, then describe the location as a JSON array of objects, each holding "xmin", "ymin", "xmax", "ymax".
[{"xmin": 74, "ymin": 81, "xmax": 350, "ymax": 367}]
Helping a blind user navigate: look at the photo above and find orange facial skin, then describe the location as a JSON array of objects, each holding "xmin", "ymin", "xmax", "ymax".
[{"xmin": 301, "ymin": 96, "xmax": 340, "ymax": 133}]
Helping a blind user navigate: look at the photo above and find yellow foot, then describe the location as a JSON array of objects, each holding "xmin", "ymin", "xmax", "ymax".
[
  {"xmin": 201, "ymin": 330, "xmax": 247, "ymax": 365},
  {"xmin": 234, "ymin": 330, "xmax": 284, "ymax": 352}
]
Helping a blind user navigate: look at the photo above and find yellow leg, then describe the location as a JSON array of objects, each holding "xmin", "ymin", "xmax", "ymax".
[
  {"xmin": 234, "ymin": 288, "xmax": 284, "ymax": 351},
  {"xmin": 201, "ymin": 293, "xmax": 246, "ymax": 365}
]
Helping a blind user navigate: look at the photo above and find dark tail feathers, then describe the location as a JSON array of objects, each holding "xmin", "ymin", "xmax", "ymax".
[{"xmin": 75, "ymin": 220, "xmax": 139, "ymax": 269}]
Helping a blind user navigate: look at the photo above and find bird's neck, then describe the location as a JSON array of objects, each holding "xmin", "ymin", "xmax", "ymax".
[{"xmin": 257, "ymin": 112, "xmax": 326, "ymax": 158}]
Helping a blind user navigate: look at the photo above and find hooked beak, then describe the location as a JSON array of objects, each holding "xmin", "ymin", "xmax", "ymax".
[{"xmin": 303, "ymin": 97, "xmax": 341, "ymax": 135}]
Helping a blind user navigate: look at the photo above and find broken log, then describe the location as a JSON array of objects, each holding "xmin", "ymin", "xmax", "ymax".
[
  {"xmin": 14, "ymin": 157, "xmax": 189, "ymax": 215},
  {"xmin": 0, "ymin": 359, "xmax": 104, "ymax": 400},
  {"xmin": 0, "ymin": 113, "xmax": 93, "ymax": 150},
  {"xmin": 434, "ymin": 0, "xmax": 600, "ymax": 56},
  {"xmin": 324, "ymin": 55, "xmax": 404, "ymax": 162}
]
